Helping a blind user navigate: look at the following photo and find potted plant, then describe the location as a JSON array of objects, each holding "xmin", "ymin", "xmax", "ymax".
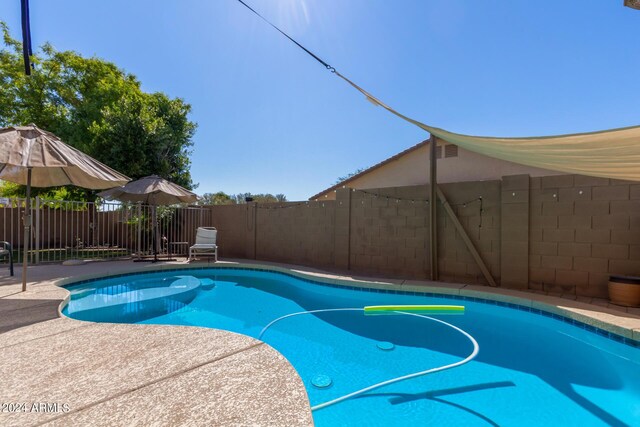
[{"xmin": 608, "ymin": 275, "xmax": 640, "ymax": 307}]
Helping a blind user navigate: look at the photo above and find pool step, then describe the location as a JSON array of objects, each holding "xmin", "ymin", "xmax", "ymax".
[
  {"xmin": 66, "ymin": 275, "xmax": 201, "ymax": 322},
  {"xmin": 200, "ymin": 278, "xmax": 216, "ymax": 290}
]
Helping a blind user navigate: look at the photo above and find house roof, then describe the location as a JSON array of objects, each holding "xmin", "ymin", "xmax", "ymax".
[{"xmin": 309, "ymin": 139, "xmax": 430, "ymax": 200}]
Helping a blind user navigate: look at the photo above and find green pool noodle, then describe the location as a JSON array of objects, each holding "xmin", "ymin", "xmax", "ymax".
[{"xmin": 364, "ymin": 305, "xmax": 465, "ymax": 315}]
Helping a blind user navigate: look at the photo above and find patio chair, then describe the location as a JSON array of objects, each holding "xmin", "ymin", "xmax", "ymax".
[
  {"xmin": 0, "ymin": 241, "xmax": 14, "ymax": 276},
  {"xmin": 188, "ymin": 227, "xmax": 218, "ymax": 262}
]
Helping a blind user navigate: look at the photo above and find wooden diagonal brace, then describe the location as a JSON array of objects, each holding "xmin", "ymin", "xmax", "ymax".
[{"xmin": 436, "ymin": 187, "xmax": 498, "ymax": 287}]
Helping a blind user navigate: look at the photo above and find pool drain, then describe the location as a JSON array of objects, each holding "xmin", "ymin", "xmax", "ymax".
[
  {"xmin": 312, "ymin": 374, "xmax": 332, "ymax": 389},
  {"xmin": 377, "ymin": 341, "xmax": 395, "ymax": 351}
]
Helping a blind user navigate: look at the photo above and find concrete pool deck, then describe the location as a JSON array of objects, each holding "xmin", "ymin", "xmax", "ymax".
[
  {"xmin": 0, "ymin": 260, "xmax": 313, "ymax": 427},
  {"xmin": 1, "ymin": 258, "xmax": 639, "ymax": 426}
]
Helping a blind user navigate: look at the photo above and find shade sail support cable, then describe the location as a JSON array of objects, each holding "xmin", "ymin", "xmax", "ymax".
[
  {"xmin": 235, "ymin": 0, "xmax": 335, "ymax": 72},
  {"xmin": 233, "ymin": 0, "xmax": 640, "ymax": 182}
]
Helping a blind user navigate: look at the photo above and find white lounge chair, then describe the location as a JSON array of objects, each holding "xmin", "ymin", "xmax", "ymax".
[
  {"xmin": 0, "ymin": 241, "xmax": 13, "ymax": 276},
  {"xmin": 189, "ymin": 227, "xmax": 218, "ymax": 262}
]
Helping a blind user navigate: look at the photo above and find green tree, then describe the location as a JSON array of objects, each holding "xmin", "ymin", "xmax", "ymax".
[
  {"xmin": 198, "ymin": 191, "xmax": 236, "ymax": 205},
  {"xmin": 0, "ymin": 23, "xmax": 197, "ymax": 199},
  {"xmin": 232, "ymin": 193, "xmax": 288, "ymax": 203},
  {"xmin": 335, "ymin": 168, "xmax": 366, "ymax": 184},
  {"xmin": 0, "ymin": 180, "xmax": 78, "ymax": 201}
]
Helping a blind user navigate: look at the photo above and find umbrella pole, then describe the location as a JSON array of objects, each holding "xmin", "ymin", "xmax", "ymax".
[
  {"xmin": 153, "ymin": 205, "xmax": 158, "ymax": 263},
  {"xmin": 21, "ymin": 168, "xmax": 32, "ymax": 292},
  {"xmin": 137, "ymin": 202, "xmax": 142, "ymax": 259}
]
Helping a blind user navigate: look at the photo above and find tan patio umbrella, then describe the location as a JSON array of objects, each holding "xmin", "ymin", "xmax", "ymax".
[
  {"xmin": 98, "ymin": 175, "xmax": 198, "ymax": 205},
  {"xmin": 0, "ymin": 124, "xmax": 131, "ymax": 291},
  {"xmin": 98, "ymin": 175, "xmax": 198, "ymax": 261}
]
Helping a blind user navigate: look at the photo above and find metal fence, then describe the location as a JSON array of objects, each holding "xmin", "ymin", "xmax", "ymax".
[{"xmin": 0, "ymin": 197, "xmax": 212, "ymax": 265}]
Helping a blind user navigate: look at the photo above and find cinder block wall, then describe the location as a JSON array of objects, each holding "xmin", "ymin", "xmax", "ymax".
[
  {"xmin": 345, "ymin": 182, "xmax": 500, "ymax": 282},
  {"xmin": 500, "ymin": 175, "xmax": 530, "ymax": 289},
  {"xmin": 438, "ymin": 181, "xmax": 501, "ymax": 286},
  {"xmin": 348, "ymin": 186, "xmax": 431, "ymax": 278},
  {"xmin": 529, "ymin": 175, "xmax": 640, "ymax": 298},
  {"xmin": 206, "ymin": 174, "xmax": 640, "ymax": 298},
  {"xmin": 209, "ymin": 204, "xmax": 251, "ymax": 258},
  {"xmin": 256, "ymin": 202, "xmax": 336, "ymax": 267}
]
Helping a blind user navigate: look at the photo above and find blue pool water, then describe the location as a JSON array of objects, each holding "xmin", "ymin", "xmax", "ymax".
[{"xmin": 62, "ymin": 268, "xmax": 640, "ymax": 426}]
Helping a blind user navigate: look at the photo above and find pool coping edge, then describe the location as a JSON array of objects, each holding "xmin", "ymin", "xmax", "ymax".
[{"xmin": 56, "ymin": 261, "xmax": 640, "ymax": 348}]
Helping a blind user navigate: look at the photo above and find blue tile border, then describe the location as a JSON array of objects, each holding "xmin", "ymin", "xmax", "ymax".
[{"xmin": 62, "ymin": 265, "xmax": 640, "ymax": 349}]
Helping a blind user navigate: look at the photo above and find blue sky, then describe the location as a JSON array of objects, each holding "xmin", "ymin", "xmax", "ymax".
[{"xmin": 3, "ymin": 1, "xmax": 639, "ymax": 200}]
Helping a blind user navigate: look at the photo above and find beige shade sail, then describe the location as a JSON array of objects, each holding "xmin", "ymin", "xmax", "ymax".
[
  {"xmin": 98, "ymin": 175, "xmax": 198, "ymax": 206},
  {"xmin": 0, "ymin": 124, "xmax": 130, "ymax": 188},
  {"xmin": 336, "ymin": 72, "xmax": 640, "ymax": 182}
]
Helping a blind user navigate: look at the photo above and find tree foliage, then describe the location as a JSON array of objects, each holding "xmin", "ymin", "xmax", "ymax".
[
  {"xmin": 0, "ymin": 23, "xmax": 197, "ymax": 200},
  {"xmin": 198, "ymin": 191, "xmax": 236, "ymax": 205},
  {"xmin": 335, "ymin": 168, "xmax": 366, "ymax": 184},
  {"xmin": 232, "ymin": 193, "xmax": 287, "ymax": 203},
  {"xmin": 197, "ymin": 191, "xmax": 288, "ymax": 205},
  {"xmin": 0, "ymin": 180, "xmax": 77, "ymax": 202}
]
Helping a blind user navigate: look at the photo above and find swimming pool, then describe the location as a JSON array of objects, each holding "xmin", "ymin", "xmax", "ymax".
[{"xmin": 62, "ymin": 267, "xmax": 640, "ymax": 426}]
